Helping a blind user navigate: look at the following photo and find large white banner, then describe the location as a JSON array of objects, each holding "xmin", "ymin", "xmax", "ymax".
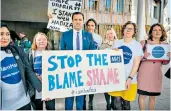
[
  {"xmin": 47, "ymin": 0, "xmax": 82, "ymax": 32},
  {"xmin": 42, "ymin": 50, "xmax": 126, "ymax": 100}
]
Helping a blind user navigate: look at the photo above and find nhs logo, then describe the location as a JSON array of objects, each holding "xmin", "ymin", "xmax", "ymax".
[{"xmin": 110, "ymin": 56, "xmax": 122, "ymax": 63}]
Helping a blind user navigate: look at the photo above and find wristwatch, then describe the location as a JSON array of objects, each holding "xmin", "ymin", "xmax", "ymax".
[{"xmin": 128, "ymin": 76, "xmax": 133, "ymax": 80}]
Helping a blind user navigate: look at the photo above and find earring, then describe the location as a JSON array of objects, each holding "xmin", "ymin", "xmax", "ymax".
[{"xmin": 10, "ymin": 39, "xmax": 13, "ymax": 43}]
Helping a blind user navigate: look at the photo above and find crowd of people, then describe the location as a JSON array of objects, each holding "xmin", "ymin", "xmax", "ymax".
[{"xmin": 1, "ymin": 12, "xmax": 170, "ymax": 110}]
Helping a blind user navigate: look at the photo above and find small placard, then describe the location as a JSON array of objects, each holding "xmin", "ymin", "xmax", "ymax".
[
  {"xmin": 146, "ymin": 44, "xmax": 170, "ymax": 61},
  {"xmin": 47, "ymin": 0, "xmax": 82, "ymax": 32}
]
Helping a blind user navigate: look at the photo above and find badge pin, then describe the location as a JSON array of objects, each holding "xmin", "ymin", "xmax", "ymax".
[
  {"xmin": 15, "ymin": 55, "xmax": 19, "ymax": 59},
  {"xmin": 6, "ymin": 49, "xmax": 11, "ymax": 54}
]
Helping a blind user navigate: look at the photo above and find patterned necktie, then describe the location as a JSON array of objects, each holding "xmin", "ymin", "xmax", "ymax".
[{"xmin": 76, "ymin": 32, "xmax": 80, "ymax": 50}]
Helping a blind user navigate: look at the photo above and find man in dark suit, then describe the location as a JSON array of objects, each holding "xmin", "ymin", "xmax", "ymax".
[{"xmin": 60, "ymin": 12, "xmax": 96, "ymax": 110}]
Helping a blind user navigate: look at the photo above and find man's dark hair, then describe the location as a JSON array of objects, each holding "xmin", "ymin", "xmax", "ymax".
[{"xmin": 72, "ymin": 12, "xmax": 84, "ymax": 20}]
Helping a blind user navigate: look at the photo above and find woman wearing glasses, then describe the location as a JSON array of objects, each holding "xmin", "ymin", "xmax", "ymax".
[{"xmin": 109, "ymin": 21, "xmax": 143, "ymax": 110}]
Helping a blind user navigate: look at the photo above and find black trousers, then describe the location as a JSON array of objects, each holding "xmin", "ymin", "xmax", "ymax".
[
  {"xmin": 111, "ymin": 96, "xmax": 131, "ymax": 110},
  {"xmin": 83, "ymin": 94, "xmax": 95, "ymax": 110},
  {"xmin": 83, "ymin": 95, "xmax": 86, "ymax": 110},
  {"xmin": 33, "ymin": 99, "xmax": 55, "ymax": 110},
  {"xmin": 17, "ymin": 103, "xmax": 31, "ymax": 110},
  {"xmin": 83, "ymin": 93, "xmax": 111, "ymax": 110},
  {"xmin": 104, "ymin": 93, "xmax": 111, "ymax": 110}
]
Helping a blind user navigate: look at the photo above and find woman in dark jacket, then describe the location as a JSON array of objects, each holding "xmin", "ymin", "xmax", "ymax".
[
  {"xmin": 27, "ymin": 32, "xmax": 55, "ymax": 110},
  {"xmin": 0, "ymin": 23, "xmax": 42, "ymax": 110}
]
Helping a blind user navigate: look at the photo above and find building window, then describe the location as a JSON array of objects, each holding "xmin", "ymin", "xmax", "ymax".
[
  {"xmin": 103, "ymin": 0, "xmax": 111, "ymax": 11},
  {"xmin": 153, "ymin": 6, "xmax": 158, "ymax": 19},
  {"xmin": 151, "ymin": 1, "xmax": 159, "ymax": 19},
  {"xmin": 88, "ymin": 0, "xmax": 98, "ymax": 11},
  {"xmin": 117, "ymin": 0, "xmax": 124, "ymax": 14}
]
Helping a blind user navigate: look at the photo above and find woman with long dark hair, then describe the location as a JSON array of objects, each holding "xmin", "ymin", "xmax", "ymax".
[{"xmin": 0, "ymin": 23, "xmax": 42, "ymax": 110}]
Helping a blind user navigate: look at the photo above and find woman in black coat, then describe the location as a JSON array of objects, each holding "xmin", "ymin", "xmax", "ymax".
[{"xmin": 0, "ymin": 23, "xmax": 42, "ymax": 110}]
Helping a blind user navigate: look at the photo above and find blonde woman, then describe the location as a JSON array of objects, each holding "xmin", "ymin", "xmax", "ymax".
[
  {"xmin": 100, "ymin": 28, "xmax": 118, "ymax": 110},
  {"xmin": 28, "ymin": 32, "xmax": 55, "ymax": 110},
  {"xmin": 100, "ymin": 28, "xmax": 118, "ymax": 50}
]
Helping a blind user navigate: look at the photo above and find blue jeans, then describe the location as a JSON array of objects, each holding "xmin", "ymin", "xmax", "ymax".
[{"xmin": 65, "ymin": 95, "xmax": 84, "ymax": 110}]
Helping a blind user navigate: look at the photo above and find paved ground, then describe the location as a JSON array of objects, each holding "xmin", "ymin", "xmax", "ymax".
[{"xmin": 48, "ymin": 64, "xmax": 170, "ymax": 110}]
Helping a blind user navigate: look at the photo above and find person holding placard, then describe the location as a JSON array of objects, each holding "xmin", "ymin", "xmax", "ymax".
[
  {"xmin": 0, "ymin": 23, "xmax": 42, "ymax": 110},
  {"xmin": 137, "ymin": 23, "xmax": 170, "ymax": 110},
  {"xmin": 60, "ymin": 12, "xmax": 96, "ymax": 110},
  {"xmin": 82, "ymin": 18, "xmax": 102, "ymax": 110},
  {"xmin": 100, "ymin": 27, "xmax": 118, "ymax": 110},
  {"xmin": 109, "ymin": 21, "xmax": 143, "ymax": 110},
  {"xmin": 27, "ymin": 32, "xmax": 55, "ymax": 110}
]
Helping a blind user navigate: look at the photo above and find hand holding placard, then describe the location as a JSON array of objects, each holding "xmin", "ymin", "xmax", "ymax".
[
  {"xmin": 143, "ymin": 52, "xmax": 151, "ymax": 59},
  {"xmin": 167, "ymin": 52, "xmax": 171, "ymax": 59}
]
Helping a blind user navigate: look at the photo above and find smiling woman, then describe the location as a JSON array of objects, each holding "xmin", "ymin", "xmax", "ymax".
[
  {"xmin": 137, "ymin": 23, "xmax": 170, "ymax": 110},
  {"xmin": 0, "ymin": 23, "xmax": 42, "ymax": 110},
  {"xmin": 86, "ymin": 18, "xmax": 102, "ymax": 49},
  {"xmin": 0, "ymin": 25, "xmax": 11, "ymax": 47},
  {"xmin": 27, "ymin": 32, "xmax": 55, "ymax": 110},
  {"xmin": 109, "ymin": 21, "xmax": 143, "ymax": 110}
]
